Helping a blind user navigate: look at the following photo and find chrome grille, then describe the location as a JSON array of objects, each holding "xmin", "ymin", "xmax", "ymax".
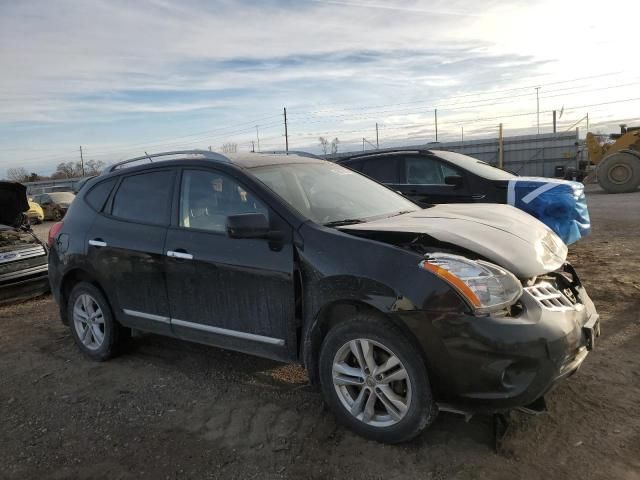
[
  {"xmin": 0, "ymin": 246, "xmax": 46, "ymax": 265},
  {"xmin": 524, "ymin": 281, "xmax": 574, "ymax": 311}
]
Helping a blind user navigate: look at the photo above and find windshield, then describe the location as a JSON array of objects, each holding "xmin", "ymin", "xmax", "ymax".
[
  {"xmin": 251, "ymin": 162, "xmax": 419, "ymax": 225},
  {"xmin": 48, "ymin": 192, "xmax": 76, "ymax": 203},
  {"xmin": 433, "ymin": 150, "xmax": 516, "ymax": 181}
]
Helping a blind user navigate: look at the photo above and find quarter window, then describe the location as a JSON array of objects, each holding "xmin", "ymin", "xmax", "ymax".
[
  {"xmin": 111, "ymin": 170, "xmax": 174, "ymax": 225},
  {"xmin": 179, "ymin": 170, "xmax": 268, "ymax": 233},
  {"xmin": 85, "ymin": 178, "xmax": 116, "ymax": 212}
]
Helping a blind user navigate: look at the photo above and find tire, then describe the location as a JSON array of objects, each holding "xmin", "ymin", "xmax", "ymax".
[
  {"xmin": 319, "ymin": 313, "xmax": 437, "ymax": 443},
  {"xmin": 53, "ymin": 209, "xmax": 63, "ymax": 221},
  {"xmin": 67, "ymin": 282, "xmax": 129, "ymax": 361},
  {"xmin": 597, "ymin": 152, "xmax": 640, "ymax": 193}
]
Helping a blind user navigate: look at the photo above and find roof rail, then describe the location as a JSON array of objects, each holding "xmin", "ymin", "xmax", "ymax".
[
  {"xmin": 106, "ymin": 150, "xmax": 231, "ymax": 173},
  {"xmin": 341, "ymin": 149, "xmax": 430, "ymax": 160}
]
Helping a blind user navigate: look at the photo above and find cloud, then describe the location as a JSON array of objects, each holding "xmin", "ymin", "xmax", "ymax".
[{"xmin": 1, "ymin": 0, "xmax": 639, "ymax": 174}]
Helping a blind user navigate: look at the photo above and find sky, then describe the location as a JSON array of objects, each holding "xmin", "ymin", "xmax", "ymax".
[{"xmin": 1, "ymin": 0, "xmax": 639, "ymax": 176}]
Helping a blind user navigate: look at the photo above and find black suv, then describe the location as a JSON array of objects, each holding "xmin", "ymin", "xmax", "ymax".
[
  {"xmin": 337, "ymin": 148, "xmax": 515, "ymax": 205},
  {"xmin": 48, "ymin": 151, "xmax": 599, "ymax": 443}
]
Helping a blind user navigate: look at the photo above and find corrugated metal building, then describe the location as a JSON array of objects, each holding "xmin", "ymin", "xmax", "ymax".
[{"xmin": 335, "ymin": 131, "xmax": 581, "ymax": 178}]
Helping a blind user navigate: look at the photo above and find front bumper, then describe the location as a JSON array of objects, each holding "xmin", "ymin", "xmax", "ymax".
[
  {"xmin": 0, "ymin": 264, "xmax": 50, "ymax": 305},
  {"xmin": 397, "ymin": 264, "xmax": 600, "ymax": 412}
]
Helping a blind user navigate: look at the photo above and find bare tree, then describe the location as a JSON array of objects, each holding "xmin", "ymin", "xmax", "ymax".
[
  {"xmin": 221, "ymin": 143, "xmax": 238, "ymax": 154},
  {"xmin": 6, "ymin": 167, "xmax": 29, "ymax": 182},
  {"xmin": 52, "ymin": 162, "xmax": 80, "ymax": 179},
  {"xmin": 84, "ymin": 159, "xmax": 106, "ymax": 176},
  {"xmin": 318, "ymin": 137, "xmax": 329, "ymax": 157},
  {"xmin": 330, "ymin": 137, "xmax": 340, "ymax": 156}
]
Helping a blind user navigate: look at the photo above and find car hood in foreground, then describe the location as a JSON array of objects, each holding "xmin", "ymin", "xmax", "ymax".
[{"xmin": 339, "ymin": 203, "xmax": 568, "ymax": 278}]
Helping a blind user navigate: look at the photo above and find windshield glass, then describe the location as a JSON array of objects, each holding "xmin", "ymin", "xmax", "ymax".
[
  {"xmin": 433, "ymin": 150, "xmax": 516, "ymax": 180},
  {"xmin": 251, "ymin": 162, "xmax": 419, "ymax": 225},
  {"xmin": 48, "ymin": 192, "xmax": 76, "ymax": 203}
]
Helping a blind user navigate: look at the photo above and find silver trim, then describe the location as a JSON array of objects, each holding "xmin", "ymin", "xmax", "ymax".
[
  {"xmin": 123, "ymin": 309, "xmax": 170, "ymax": 324},
  {"xmin": 167, "ymin": 250, "xmax": 193, "ymax": 260},
  {"xmin": 0, "ymin": 246, "xmax": 46, "ymax": 265},
  {"xmin": 171, "ymin": 318, "xmax": 285, "ymax": 346},
  {"xmin": 0, "ymin": 264, "xmax": 48, "ymax": 282},
  {"xmin": 88, "ymin": 240, "xmax": 107, "ymax": 247}
]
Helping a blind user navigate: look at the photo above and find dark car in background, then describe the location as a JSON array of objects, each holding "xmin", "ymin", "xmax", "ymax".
[
  {"xmin": 337, "ymin": 149, "xmax": 591, "ymax": 244},
  {"xmin": 0, "ymin": 182, "xmax": 49, "ymax": 305},
  {"xmin": 32, "ymin": 191, "xmax": 76, "ymax": 221},
  {"xmin": 48, "ymin": 151, "xmax": 599, "ymax": 443}
]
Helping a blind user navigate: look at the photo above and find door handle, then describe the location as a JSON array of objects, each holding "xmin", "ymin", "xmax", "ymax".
[
  {"xmin": 167, "ymin": 250, "xmax": 193, "ymax": 260},
  {"xmin": 88, "ymin": 239, "xmax": 107, "ymax": 247}
]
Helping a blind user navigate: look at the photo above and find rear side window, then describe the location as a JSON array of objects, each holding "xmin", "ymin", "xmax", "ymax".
[
  {"xmin": 405, "ymin": 157, "xmax": 460, "ymax": 184},
  {"xmin": 85, "ymin": 178, "xmax": 116, "ymax": 212},
  {"xmin": 111, "ymin": 170, "xmax": 174, "ymax": 225},
  {"xmin": 360, "ymin": 157, "xmax": 399, "ymax": 183}
]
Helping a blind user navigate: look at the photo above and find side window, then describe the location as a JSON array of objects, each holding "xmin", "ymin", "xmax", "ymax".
[
  {"xmin": 360, "ymin": 157, "xmax": 399, "ymax": 183},
  {"xmin": 111, "ymin": 170, "xmax": 174, "ymax": 225},
  {"xmin": 85, "ymin": 178, "xmax": 116, "ymax": 212},
  {"xmin": 405, "ymin": 157, "xmax": 459, "ymax": 185},
  {"xmin": 179, "ymin": 169, "xmax": 269, "ymax": 233}
]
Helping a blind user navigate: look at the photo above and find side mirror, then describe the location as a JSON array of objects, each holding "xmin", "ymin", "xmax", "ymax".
[
  {"xmin": 226, "ymin": 213, "xmax": 271, "ymax": 239},
  {"xmin": 444, "ymin": 175, "xmax": 463, "ymax": 188}
]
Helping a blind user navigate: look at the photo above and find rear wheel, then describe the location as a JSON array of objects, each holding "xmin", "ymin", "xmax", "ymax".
[
  {"xmin": 597, "ymin": 152, "xmax": 640, "ymax": 193},
  {"xmin": 319, "ymin": 314, "xmax": 437, "ymax": 443},
  {"xmin": 53, "ymin": 209, "xmax": 63, "ymax": 221},
  {"xmin": 67, "ymin": 282, "xmax": 129, "ymax": 361}
]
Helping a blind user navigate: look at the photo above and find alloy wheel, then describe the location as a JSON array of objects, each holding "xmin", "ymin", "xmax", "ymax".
[
  {"xmin": 332, "ymin": 338, "xmax": 411, "ymax": 427},
  {"xmin": 73, "ymin": 293, "xmax": 105, "ymax": 351}
]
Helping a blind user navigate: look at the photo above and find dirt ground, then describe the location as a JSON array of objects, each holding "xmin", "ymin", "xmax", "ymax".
[{"xmin": 1, "ymin": 186, "xmax": 639, "ymax": 480}]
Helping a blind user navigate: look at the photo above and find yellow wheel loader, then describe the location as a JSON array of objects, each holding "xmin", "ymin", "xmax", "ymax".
[{"xmin": 585, "ymin": 125, "xmax": 640, "ymax": 193}]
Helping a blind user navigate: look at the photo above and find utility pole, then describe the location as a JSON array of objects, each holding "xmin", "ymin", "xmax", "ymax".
[
  {"xmin": 251, "ymin": 141, "xmax": 255, "ymax": 153},
  {"xmin": 79, "ymin": 146, "xmax": 85, "ymax": 176},
  {"xmin": 208, "ymin": 145, "xmax": 212, "ymax": 151},
  {"xmin": 362, "ymin": 138, "xmax": 365, "ymax": 151},
  {"xmin": 498, "ymin": 124, "xmax": 504, "ymax": 169},
  {"xmin": 553, "ymin": 110, "xmax": 557, "ymax": 133},
  {"xmin": 255, "ymin": 125, "xmax": 261, "ymax": 152},
  {"xmin": 435, "ymin": 109, "xmax": 438, "ymax": 142},
  {"xmin": 535, "ymin": 87, "xmax": 540, "ymax": 134},
  {"xmin": 283, "ymin": 107, "xmax": 289, "ymax": 154},
  {"xmin": 461, "ymin": 126, "xmax": 464, "ymax": 145},
  {"xmin": 586, "ymin": 113, "xmax": 589, "ymax": 132},
  {"xmin": 375, "ymin": 122, "xmax": 379, "ymax": 148}
]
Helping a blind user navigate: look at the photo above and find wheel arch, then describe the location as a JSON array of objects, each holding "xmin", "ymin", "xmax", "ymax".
[
  {"xmin": 301, "ymin": 299, "xmax": 428, "ymax": 387},
  {"xmin": 59, "ymin": 268, "xmax": 109, "ymax": 325}
]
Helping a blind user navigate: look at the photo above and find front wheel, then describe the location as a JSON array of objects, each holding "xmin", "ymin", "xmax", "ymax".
[{"xmin": 319, "ymin": 314, "xmax": 437, "ymax": 443}]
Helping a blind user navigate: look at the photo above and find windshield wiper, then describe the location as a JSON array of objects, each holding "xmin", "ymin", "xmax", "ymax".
[{"xmin": 323, "ymin": 218, "xmax": 365, "ymax": 227}]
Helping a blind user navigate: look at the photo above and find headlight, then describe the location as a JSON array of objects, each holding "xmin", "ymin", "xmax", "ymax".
[{"xmin": 419, "ymin": 253, "xmax": 523, "ymax": 314}]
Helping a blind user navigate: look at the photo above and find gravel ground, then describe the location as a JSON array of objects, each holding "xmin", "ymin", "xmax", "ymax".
[{"xmin": 2, "ymin": 186, "xmax": 639, "ymax": 480}]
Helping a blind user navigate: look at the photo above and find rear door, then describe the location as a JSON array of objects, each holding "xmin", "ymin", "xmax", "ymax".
[
  {"xmin": 400, "ymin": 155, "xmax": 474, "ymax": 205},
  {"xmin": 85, "ymin": 168, "xmax": 175, "ymax": 335},
  {"xmin": 164, "ymin": 167, "xmax": 296, "ymax": 360},
  {"xmin": 349, "ymin": 156, "xmax": 403, "ymax": 192}
]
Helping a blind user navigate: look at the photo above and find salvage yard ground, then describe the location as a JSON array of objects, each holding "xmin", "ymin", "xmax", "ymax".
[{"xmin": 1, "ymin": 186, "xmax": 639, "ymax": 480}]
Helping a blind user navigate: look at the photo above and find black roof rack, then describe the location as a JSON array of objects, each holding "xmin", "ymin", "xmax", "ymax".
[
  {"xmin": 106, "ymin": 150, "xmax": 230, "ymax": 173},
  {"xmin": 339, "ymin": 148, "xmax": 432, "ymax": 161}
]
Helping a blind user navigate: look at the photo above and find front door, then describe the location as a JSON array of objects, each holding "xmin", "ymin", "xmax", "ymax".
[
  {"xmin": 164, "ymin": 168, "xmax": 295, "ymax": 360},
  {"xmin": 401, "ymin": 155, "xmax": 474, "ymax": 205}
]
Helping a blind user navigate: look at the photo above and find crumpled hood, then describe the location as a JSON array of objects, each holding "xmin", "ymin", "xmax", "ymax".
[{"xmin": 340, "ymin": 203, "xmax": 568, "ymax": 278}]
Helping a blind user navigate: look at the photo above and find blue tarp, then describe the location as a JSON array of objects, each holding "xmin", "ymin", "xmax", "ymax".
[{"xmin": 507, "ymin": 177, "xmax": 591, "ymax": 245}]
